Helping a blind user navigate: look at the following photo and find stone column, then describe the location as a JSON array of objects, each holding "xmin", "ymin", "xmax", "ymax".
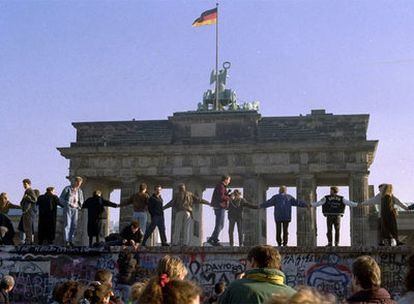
[
  {"xmin": 349, "ymin": 173, "xmax": 371, "ymax": 246},
  {"xmin": 243, "ymin": 177, "xmax": 267, "ymax": 246},
  {"xmin": 296, "ymin": 175, "xmax": 317, "ymax": 247},
  {"xmin": 119, "ymin": 180, "xmax": 137, "ymax": 231}
]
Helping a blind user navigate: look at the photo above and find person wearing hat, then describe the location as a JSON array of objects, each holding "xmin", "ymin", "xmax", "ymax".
[{"xmin": 312, "ymin": 186, "xmax": 359, "ymax": 246}]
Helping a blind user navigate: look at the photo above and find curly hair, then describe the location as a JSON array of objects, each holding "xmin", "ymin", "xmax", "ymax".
[{"xmin": 53, "ymin": 280, "xmax": 84, "ymax": 304}]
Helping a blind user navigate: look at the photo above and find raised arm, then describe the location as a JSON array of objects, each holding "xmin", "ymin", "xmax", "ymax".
[
  {"xmin": 163, "ymin": 195, "xmax": 175, "ymax": 210},
  {"xmin": 260, "ymin": 196, "xmax": 276, "ymax": 209},
  {"xmin": 291, "ymin": 196, "xmax": 309, "ymax": 208},
  {"xmin": 102, "ymin": 199, "xmax": 118, "ymax": 208},
  {"xmin": 360, "ymin": 193, "xmax": 381, "ymax": 206},
  {"xmin": 343, "ymin": 198, "xmax": 359, "ymax": 207},
  {"xmin": 393, "ymin": 195, "xmax": 409, "ymax": 211},
  {"xmin": 241, "ymin": 198, "xmax": 259, "ymax": 209},
  {"xmin": 312, "ymin": 197, "xmax": 326, "ymax": 208}
]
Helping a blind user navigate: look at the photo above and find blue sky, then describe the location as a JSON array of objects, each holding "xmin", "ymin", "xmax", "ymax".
[{"xmin": 1, "ymin": 1, "xmax": 413, "ymax": 245}]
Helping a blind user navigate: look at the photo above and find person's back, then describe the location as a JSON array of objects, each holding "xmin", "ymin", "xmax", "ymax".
[
  {"xmin": 219, "ymin": 245, "xmax": 295, "ymax": 304},
  {"xmin": 347, "ymin": 255, "xmax": 396, "ymax": 304}
]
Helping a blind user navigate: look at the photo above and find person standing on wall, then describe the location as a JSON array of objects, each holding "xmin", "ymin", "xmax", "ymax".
[
  {"xmin": 141, "ymin": 185, "xmax": 169, "ymax": 246},
  {"xmin": 82, "ymin": 189, "xmax": 119, "ymax": 247},
  {"xmin": 120, "ymin": 183, "xmax": 149, "ymax": 235},
  {"xmin": 259, "ymin": 186, "xmax": 309, "ymax": 247},
  {"xmin": 312, "ymin": 186, "xmax": 359, "ymax": 247},
  {"xmin": 163, "ymin": 183, "xmax": 210, "ymax": 246},
  {"xmin": 360, "ymin": 183, "xmax": 408, "ymax": 246},
  {"xmin": 207, "ymin": 175, "xmax": 232, "ymax": 246},
  {"xmin": 18, "ymin": 178, "xmax": 38, "ymax": 245},
  {"xmin": 228, "ymin": 189, "xmax": 258, "ymax": 247},
  {"xmin": 36, "ymin": 187, "xmax": 63, "ymax": 245},
  {"xmin": 59, "ymin": 176, "xmax": 84, "ymax": 247}
]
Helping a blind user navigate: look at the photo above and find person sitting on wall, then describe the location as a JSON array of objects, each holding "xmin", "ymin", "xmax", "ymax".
[
  {"xmin": 0, "ymin": 213, "xmax": 15, "ymax": 245},
  {"xmin": 346, "ymin": 255, "xmax": 396, "ymax": 303},
  {"xmin": 227, "ymin": 189, "xmax": 258, "ymax": 247},
  {"xmin": 82, "ymin": 190, "xmax": 119, "ymax": 247},
  {"xmin": 360, "ymin": 183, "xmax": 409, "ymax": 246},
  {"xmin": 141, "ymin": 185, "xmax": 169, "ymax": 247},
  {"xmin": 0, "ymin": 192, "xmax": 21, "ymax": 215},
  {"xmin": 218, "ymin": 245, "xmax": 296, "ymax": 304},
  {"xmin": 120, "ymin": 220, "xmax": 144, "ymax": 247},
  {"xmin": 312, "ymin": 186, "xmax": 359, "ymax": 247},
  {"xmin": 259, "ymin": 186, "xmax": 309, "ymax": 247},
  {"xmin": 163, "ymin": 183, "xmax": 210, "ymax": 246}
]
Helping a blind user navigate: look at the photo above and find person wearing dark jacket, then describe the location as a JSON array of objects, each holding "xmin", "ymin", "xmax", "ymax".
[
  {"xmin": 18, "ymin": 178, "xmax": 38, "ymax": 245},
  {"xmin": 208, "ymin": 175, "xmax": 231, "ymax": 246},
  {"xmin": 82, "ymin": 190, "xmax": 119, "ymax": 247},
  {"xmin": 260, "ymin": 186, "xmax": 308, "ymax": 246},
  {"xmin": 228, "ymin": 189, "xmax": 258, "ymax": 246},
  {"xmin": 312, "ymin": 186, "xmax": 358, "ymax": 246},
  {"xmin": 0, "ymin": 193, "xmax": 21, "ymax": 215},
  {"xmin": 347, "ymin": 255, "xmax": 396, "ymax": 304},
  {"xmin": 36, "ymin": 187, "xmax": 63, "ymax": 245},
  {"xmin": 120, "ymin": 220, "xmax": 144, "ymax": 246},
  {"xmin": 141, "ymin": 185, "xmax": 169, "ymax": 246}
]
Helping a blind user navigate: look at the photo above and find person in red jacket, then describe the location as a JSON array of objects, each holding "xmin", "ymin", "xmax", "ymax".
[{"xmin": 207, "ymin": 175, "xmax": 231, "ymax": 246}]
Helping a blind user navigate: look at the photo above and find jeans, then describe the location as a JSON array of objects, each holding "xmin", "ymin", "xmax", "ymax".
[
  {"xmin": 133, "ymin": 211, "xmax": 148, "ymax": 235},
  {"xmin": 210, "ymin": 208, "xmax": 225, "ymax": 243},
  {"xmin": 142, "ymin": 215, "xmax": 167, "ymax": 245},
  {"xmin": 276, "ymin": 221, "xmax": 290, "ymax": 246},
  {"xmin": 64, "ymin": 207, "xmax": 79, "ymax": 243}
]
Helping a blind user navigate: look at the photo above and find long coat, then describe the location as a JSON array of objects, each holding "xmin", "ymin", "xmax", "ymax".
[
  {"xmin": 82, "ymin": 195, "xmax": 118, "ymax": 237},
  {"xmin": 37, "ymin": 193, "xmax": 63, "ymax": 243}
]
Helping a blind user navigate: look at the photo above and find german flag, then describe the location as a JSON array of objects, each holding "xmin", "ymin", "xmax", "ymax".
[{"xmin": 192, "ymin": 8, "xmax": 217, "ymax": 27}]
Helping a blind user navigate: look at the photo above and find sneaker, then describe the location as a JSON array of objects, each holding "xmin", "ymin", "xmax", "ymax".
[{"xmin": 207, "ymin": 238, "xmax": 216, "ymax": 245}]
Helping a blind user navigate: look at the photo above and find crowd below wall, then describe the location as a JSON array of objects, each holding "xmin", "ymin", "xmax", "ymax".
[{"xmin": 0, "ymin": 245, "xmax": 413, "ymax": 304}]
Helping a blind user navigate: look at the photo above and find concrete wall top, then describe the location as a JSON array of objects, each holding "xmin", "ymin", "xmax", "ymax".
[{"xmin": 68, "ymin": 110, "xmax": 375, "ymax": 148}]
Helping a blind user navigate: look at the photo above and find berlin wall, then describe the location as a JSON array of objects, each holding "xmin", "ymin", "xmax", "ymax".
[{"xmin": 0, "ymin": 246, "xmax": 411, "ymax": 303}]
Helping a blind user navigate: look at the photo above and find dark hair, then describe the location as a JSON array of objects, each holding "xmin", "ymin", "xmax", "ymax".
[
  {"xmin": 352, "ymin": 256, "xmax": 381, "ymax": 289},
  {"xmin": 46, "ymin": 187, "xmax": 55, "ymax": 193},
  {"xmin": 214, "ymin": 281, "xmax": 226, "ymax": 294},
  {"xmin": 330, "ymin": 186, "xmax": 339, "ymax": 194},
  {"xmin": 94, "ymin": 269, "xmax": 113, "ymax": 284},
  {"xmin": 139, "ymin": 183, "xmax": 147, "ymax": 192},
  {"xmin": 83, "ymin": 282, "xmax": 112, "ymax": 304},
  {"xmin": 53, "ymin": 280, "xmax": 84, "ymax": 304},
  {"xmin": 154, "ymin": 185, "xmax": 162, "ymax": 190},
  {"xmin": 131, "ymin": 220, "xmax": 140, "ymax": 228},
  {"xmin": 247, "ymin": 245, "xmax": 281, "ymax": 269},
  {"xmin": 221, "ymin": 175, "xmax": 230, "ymax": 182},
  {"xmin": 138, "ymin": 278, "xmax": 201, "ymax": 304},
  {"xmin": 22, "ymin": 178, "xmax": 31, "ymax": 185},
  {"xmin": 406, "ymin": 254, "xmax": 414, "ymax": 291}
]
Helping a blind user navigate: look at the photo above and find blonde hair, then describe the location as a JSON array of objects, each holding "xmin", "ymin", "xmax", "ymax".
[
  {"xmin": 380, "ymin": 184, "xmax": 393, "ymax": 197},
  {"xmin": 156, "ymin": 255, "xmax": 188, "ymax": 279},
  {"xmin": 266, "ymin": 286, "xmax": 336, "ymax": 304},
  {"xmin": 130, "ymin": 281, "xmax": 147, "ymax": 301},
  {"xmin": 138, "ymin": 256, "xmax": 189, "ymax": 304}
]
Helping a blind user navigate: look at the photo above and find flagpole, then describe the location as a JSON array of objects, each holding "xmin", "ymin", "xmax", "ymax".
[{"xmin": 215, "ymin": 2, "xmax": 219, "ymax": 111}]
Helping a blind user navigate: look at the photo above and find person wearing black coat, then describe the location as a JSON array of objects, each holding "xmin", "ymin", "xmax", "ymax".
[
  {"xmin": 82, "ymin": 190, "xmax": 119, "ymax": 246},
  {"xmin": 36, "ymin": 187, "xmax": 63, "ymax": 245}
]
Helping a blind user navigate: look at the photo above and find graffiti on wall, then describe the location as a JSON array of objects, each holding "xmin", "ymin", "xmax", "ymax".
[{"xmin": 0, "ymin": 246, "xmax": 410, "ymax": 303}]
